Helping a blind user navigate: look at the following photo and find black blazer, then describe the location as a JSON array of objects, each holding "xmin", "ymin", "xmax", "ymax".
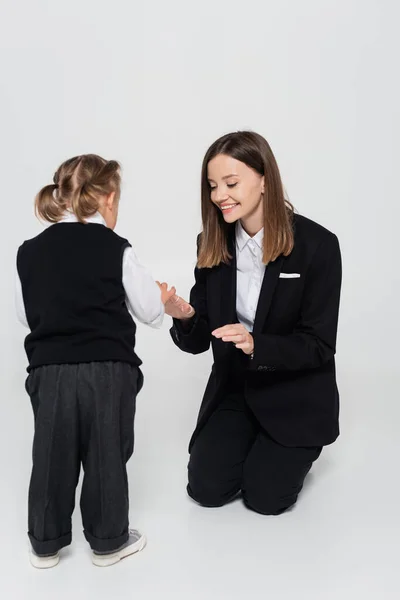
[{"xmin": 170, "ymin": 214, "xmax": 342, "ymax": 449}]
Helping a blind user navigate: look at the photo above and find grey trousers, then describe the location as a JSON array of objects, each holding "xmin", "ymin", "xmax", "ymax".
[{"xmin": 26, "ymin": 361, "xmax": 142, "ymax": 555}]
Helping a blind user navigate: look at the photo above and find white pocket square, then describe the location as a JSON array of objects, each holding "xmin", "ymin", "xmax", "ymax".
[{"xmin": 279, "ymin": 273, "xmax": 301, "ymax": 279}]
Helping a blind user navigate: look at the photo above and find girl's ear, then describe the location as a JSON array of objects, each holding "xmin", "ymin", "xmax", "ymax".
[{"xmin": 106, "ymin": 191, "xmax": 116, "ymax": 210}]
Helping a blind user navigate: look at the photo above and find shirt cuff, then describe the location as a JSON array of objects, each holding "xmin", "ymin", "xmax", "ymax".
[{"xmin": 145, "ymin": 303, "xmax": 165, "ymax": 329}]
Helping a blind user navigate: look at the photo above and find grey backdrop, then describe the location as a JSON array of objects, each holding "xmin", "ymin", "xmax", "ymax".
[{"xmin": 1, "ymin": 0, "xmax": 398, "ymax": 598}]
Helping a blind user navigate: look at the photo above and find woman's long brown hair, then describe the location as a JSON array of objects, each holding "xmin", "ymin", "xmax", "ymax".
[{"xmin": 197, "ymin": 131, "xmax": 294, "ymax": 268}]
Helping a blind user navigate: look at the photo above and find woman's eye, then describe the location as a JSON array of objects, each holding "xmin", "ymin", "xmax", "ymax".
[{"xmin": 227, "ymin": 183, "xmax": 237, "ymax": 188}]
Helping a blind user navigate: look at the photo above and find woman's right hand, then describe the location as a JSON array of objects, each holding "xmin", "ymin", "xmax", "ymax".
[{"xmin": 156, "ymin": 282, "xmax": 195, "ymax": 320}]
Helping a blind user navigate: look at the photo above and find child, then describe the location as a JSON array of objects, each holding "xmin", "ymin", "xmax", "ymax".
[{"xmin": 16, "ymin": 154, "xmax": 178, "ymax": 568}]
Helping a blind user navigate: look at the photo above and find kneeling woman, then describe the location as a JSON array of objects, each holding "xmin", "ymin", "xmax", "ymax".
[{"xmin": 168, "ymin": 131, "xmax": 341, "ymax": 515}]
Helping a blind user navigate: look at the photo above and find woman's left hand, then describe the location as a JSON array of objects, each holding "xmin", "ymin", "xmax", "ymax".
[{"xmin": 212, "ymin": 323, "xmax": 254, "ymax": 355}]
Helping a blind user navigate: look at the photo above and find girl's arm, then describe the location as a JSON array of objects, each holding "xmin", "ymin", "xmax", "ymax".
[
  {"xmin": 122, "ymin": 246, "xmax": 167, "ymax": 328},
  {"xmin": 15, "ymin": 267, "xmax": 29, "ymax": 328}
]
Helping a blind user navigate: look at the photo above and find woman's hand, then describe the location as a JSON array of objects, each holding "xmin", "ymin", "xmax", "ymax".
[
  {"xmin": 212, "ymin": 323, "xmax": 254, "ymax": 355},
  {"xmin": 156, "ymin": 282, "xmax": 195, "ymax": 320}
]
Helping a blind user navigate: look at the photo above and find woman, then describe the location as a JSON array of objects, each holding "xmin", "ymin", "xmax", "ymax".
[{"xmin": 164, "ymin": 131, "xmax": 341, "ymax": 515}]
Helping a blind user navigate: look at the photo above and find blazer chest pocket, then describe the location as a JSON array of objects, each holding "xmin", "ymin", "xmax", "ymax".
[{"xmin": 273, "ymin": 272, "xmax": 304, "ymax": 315}]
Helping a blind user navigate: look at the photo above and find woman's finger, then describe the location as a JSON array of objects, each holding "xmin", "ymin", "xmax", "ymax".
[
  {"xmin": 218, "ymin": 329, "xmax": 245, "ymax": 339},
  {"xmin": 235, "ymin": 342, "xmax": 252, "ymax": 351},
  {"xmin": 221, "ymin": 334, "xmax": 247, "ymax": 343},
  {"xmin": 212, "ymin": 325, "xmax": 244, "ymax": 337},
  {"xmin": 172, "ymin": 295, "xmax": 186, "ymax": 306},
  {"xmin": 181, "ymin": 303, "xmax": 194, "ymax": 315}
]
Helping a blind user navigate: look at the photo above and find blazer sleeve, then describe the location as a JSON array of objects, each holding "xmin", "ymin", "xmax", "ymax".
[
  {"xmin": 249, "ymin": 233, "xmax": 342, "ymax": 372},
  {"xmin": 169, "ymin": 235, "xmax": 211, "ymax": 355}
]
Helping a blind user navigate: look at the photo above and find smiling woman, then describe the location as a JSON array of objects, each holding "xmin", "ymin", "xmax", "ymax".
[
  {"xmin": 198, "ymin": 131, "xmax": 294, "ymax": 268},
  {"xmin": 165, "ymin": 130, "xmax": 342, "ymax": 516}
]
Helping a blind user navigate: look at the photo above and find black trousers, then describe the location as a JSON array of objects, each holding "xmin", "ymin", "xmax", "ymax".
[
  {"xmin": 188, "ymin": 389, "xmax": 322, "ymax": 515},
  {"xmin": 26, "ymin": 362, "xmax": 141, "ymax": 555}
]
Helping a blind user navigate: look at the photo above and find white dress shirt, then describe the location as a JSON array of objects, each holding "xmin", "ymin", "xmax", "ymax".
[
  {"xmin": 235, "ymin": 221, "xmax": 266, "ymax": 331},
  {"xmin": 15, "ymin": 212, "xmax": 164, "ymax": 329}
]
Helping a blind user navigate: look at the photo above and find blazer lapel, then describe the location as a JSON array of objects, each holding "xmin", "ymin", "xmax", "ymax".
[
  {"xmin": 252, "ymin": 255, "xmax": 285, "ymax": 333},
  {"xmin": 208, "ymin": 233, "xmax": 237, "ymax": 361},
  {"xmin": 219, "ymin": 239, "xmax": 237, "ymax": 325}
]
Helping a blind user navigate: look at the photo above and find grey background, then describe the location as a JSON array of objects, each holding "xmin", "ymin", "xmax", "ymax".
[{"xmin": 1, "ymin": 0, "xmax": 399, "ymax": 598}]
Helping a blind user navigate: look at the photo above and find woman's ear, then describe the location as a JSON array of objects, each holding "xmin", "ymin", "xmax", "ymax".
[{"xmin": 261, "ymin": 177, "xmax": 265, "ymax": 194}]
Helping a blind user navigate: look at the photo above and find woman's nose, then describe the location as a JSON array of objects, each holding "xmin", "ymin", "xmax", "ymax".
[{"xmin": 215, "ymin": 188, "xmax": 229, "ymax": 202}]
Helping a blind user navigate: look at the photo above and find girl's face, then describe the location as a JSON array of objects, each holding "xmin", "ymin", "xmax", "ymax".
[{"xmin": 207, "ymin": 154, "xmax": 264, "ymax": 227}]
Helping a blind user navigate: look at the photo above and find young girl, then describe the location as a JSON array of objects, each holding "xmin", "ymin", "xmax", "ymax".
[
  {"xmin": 167, "ymin": 131, "xmax": 342, "ymax": 515},
  {"xmin": 16, "ymin": 154, "xmax": 178, "ymax": 568}
]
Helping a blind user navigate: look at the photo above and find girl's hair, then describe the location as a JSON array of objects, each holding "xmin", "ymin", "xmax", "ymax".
[
  {"xmin": 198, "ymin": 131, "xmax": 294, "ymax": 268},
  {"xmin": 35, "ymin": 154, "xmax": 121, "ymax": 223}
]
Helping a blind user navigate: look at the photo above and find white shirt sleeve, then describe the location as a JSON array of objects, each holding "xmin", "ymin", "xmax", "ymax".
[
  {"xmin": 122, "ymin": 246, "xmax": 164, "ymax": 328},
  {"xmin": 15, "ymin": 268, "xmax": 29, "ymax": 328}
]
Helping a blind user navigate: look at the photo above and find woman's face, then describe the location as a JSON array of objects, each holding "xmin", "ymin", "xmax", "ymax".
[{"xmin": 207, "ymin": 154, "xmax": 264, "ymax": 225}]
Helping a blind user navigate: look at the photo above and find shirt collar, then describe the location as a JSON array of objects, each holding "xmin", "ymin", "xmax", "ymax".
[
  {"xmin": 235, "ymin": 220, "xmax": 264, "ymax": 252},
  {"xmin": 58, "ymin": 211, "xmax": 107, "ymax": 226}
]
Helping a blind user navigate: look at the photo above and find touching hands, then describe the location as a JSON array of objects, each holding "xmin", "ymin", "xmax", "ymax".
[{"xmin": 156, "ymin": 282, "xmax": 195, "ymax": 320}]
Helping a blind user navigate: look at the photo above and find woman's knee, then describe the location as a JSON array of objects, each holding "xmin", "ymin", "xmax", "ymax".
[
  {"xmin": 244, "ymin": 497, "xmax": 297, "ymax": 516},
  {"xmin": 187, "ymin": 483, "xmax": 229, "ymax": 508},
  {"xmin": 187, "ymin": 470, "xmax": 240, "ymax": 508},
  {"xmin": 242, "ymin": 487, "xmax": 299, "ymax": 516}
]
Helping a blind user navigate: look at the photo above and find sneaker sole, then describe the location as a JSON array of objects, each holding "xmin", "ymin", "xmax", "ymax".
[
  {"xmin": 92, "ymin": 534, "xmax": 147, "ymax": 567},
  {"xmin": 30, "ymin": 552, "xmax": 60, "ymax": 569}
]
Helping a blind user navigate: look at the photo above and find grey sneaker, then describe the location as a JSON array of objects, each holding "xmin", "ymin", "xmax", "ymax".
[
  {"xmin": 30, "ymin": 549, "xmax": 60, "ymax": 569},
  {"xmin": 92, "ymin": 529, "xmax": 146, "ymax": 567}
]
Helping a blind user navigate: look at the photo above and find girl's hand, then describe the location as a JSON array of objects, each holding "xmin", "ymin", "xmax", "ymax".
[
  {"xmin": 156, "ymin": 282, "xmax": 195, "ymax": 320},
  {"xmin": 156, "ymin": 281, "xmax": 176, "ymax": 304},
  {"xmin": 212, "ymin": 323, "xmax": 254, "ymax": 355}
]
